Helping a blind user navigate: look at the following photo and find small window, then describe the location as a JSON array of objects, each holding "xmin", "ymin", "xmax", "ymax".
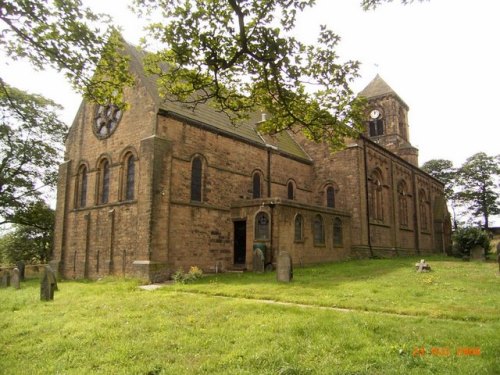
[
  {"xmin": 125, "ymin": 154, "xmax": 135, "ymax": 201},
  {"xmin": 76, "ymin": 165, "xmax": 87, "ymax": 208},
  {"xmin": 369, "ymin": 119, "xmax": 384, "ymax": 137},
  {"xmin": 255, "ymin": 212, "xmax": 270, "ymax": 240},
  {"xmin": 287, "ymin": 181, "xmax": 294, "ymax": 200},
  {"xmin": 252, "ymin": 173, "xmax": 261, "ymax": 199},
  {"xmin": 313, "ymin": 214, "xmax": 325, "ymax": 245},
  {"xmin": 333, "ymin": 217, "xmax": 343, "ymax": 246},
  {"xmin": 294, "ymin": 214, "xmax": 303, "ymax": 242},
  {"xmin": 191, "ymin": 157, "xmax": 202, "ymax": 202},
  {"xmin": 100, "ymin": 160, "xmax": 110, "ymax": 204},
  {"xmin": 326, "ymin": 186, "xmax": 335, "ymax": 208}
]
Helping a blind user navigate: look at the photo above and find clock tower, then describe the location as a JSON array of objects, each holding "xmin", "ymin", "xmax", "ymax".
[{"xmin": 359, "ymin": 74, "xmax": 419, "ymax": 166}]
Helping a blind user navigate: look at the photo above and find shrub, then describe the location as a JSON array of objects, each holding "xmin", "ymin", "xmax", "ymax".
[
  {"xmin": 172, "ymin": 266, "xmax": 203, "ymax": 284},
  {"xmin": 452, "ymin": 227, "xmax": 491, "ymax": 256}
]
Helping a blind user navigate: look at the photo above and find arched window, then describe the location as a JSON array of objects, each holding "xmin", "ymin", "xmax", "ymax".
[
  {"xmin": 255, "ymin": 212, "xmax": 270, "ymax": 240},
  {"xmin": 326, "ymin": 186, "xmax": 335, "ymax": 208},
  {"xmin": 76, "ymin": 164, "xmax": 87, "ymax": 208},
  {"xmin": 191, "ymin": 157, "xmax": 202, "ymax": 202},
  {"xmin": 333, "ymin": 217, "xmax": 343, "ymax": 246},
  {"xmin": 419, "ymin": 189, "xmax": 429, "ymax": 231},
  {"xmin": 252, "ymin": 172, "xmax": 262, "ymax": 199},
  {"xmin": 294, "ymin": 214, "xmax": 303, "ymax": 242},
  {"xmin": 99, "ymin": 159, "xmax": 110, "ymax": 204},
  {"xmin": 398, "ymin": 180, "xmax": 409, "ymax": 227},
  {"xmin": 313, "ymin": 214, "xmax": 325, "ymax": 245},
  {"xmin": 369, "ymin": 170, "xmax": 384, "ymax": 221},
  {"xmin": 287, "ymin": 180, "xmax": 295, "ymax": 200},
  {"xmin": 125, "ymin": 154, "xmax": 135, "ymax": 201}
]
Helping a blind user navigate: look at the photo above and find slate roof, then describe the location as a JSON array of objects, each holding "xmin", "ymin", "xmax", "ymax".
[
  {"xmin": 125, "ymin": 42, "xmax": 312, "ymax": 163},
  {"xmin": 358, "ymin": 74, "xmax": 409, "ymax": 110}
]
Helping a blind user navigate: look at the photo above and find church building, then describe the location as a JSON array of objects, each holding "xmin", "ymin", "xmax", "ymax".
[{"xmin": 52, "ymin": 46, "xmax": 451, "ymax": 282}]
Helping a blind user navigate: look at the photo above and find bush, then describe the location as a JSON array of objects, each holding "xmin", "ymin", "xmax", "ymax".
[
  {"xmin": 452, "ymin": 227, "xmax": 491, "ymax": 256},
  {"xmin": 172, "ymin": 266, "xmax": 203, "ymax": 284}
]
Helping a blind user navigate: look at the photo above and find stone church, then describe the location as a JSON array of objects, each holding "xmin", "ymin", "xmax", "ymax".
[{"xmin": 52, "ymin": 45, "xmax": 452, "ymax": 281}]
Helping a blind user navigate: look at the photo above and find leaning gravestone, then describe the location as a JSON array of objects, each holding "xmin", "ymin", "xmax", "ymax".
[
  {"xmin": 253, "ymin": 248, "xmax": 265, "ymax": 273},
  {"xmin": 16, "ymin": 261, "xmax": 25, "ymax": 281},
  {"xmin": 470, "ymin": 245, "xmax": 485, "ymax": 261},
  {"xmin": 277, "ymin": 252, "xmax": 293, "ymax": 282},
  {"xmin": 40, "ymin": 265, "xmax": 58, "ymax": 301},
  {"xmin": 11, "ymin": 268, "xmax": 20, "ymax": 290},
  {"xmin": 1, "ymin": 269, "xmax": 10, "ymax": 288}
]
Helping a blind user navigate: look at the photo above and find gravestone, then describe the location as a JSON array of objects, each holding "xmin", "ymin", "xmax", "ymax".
[
  {"xmin": 415, "ymin": 259, "xmax": 431, "ymax": 273},
  {"xmin": 470, "ymin": 245, "xmax": 485, "ymax": 261},
  {"xmin": 1, "ymin": 269, "xmax": 10, "ymax": 288},
  {"xmin": 277, "ymin": 252, "xmax": 293, "ymax": 282},
  {"xmin": 253, "ymin": 248, "xmax": 265, "ymax": 273},
  {"xmin": 16, "ymin": 261, "xmax": 25, "ymax": 281},
  {"xmin": 40, "ymin": 265, "xmax": 58, "ymax": 301},
  {"xmin": 11, "ymin": 268, "xmax": 20, "ymax": 289}
]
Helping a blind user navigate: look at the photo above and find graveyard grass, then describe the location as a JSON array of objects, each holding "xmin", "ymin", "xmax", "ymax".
[{"xmin": 1, "ymin": 256, "xmax": 499, "ymax": 374}]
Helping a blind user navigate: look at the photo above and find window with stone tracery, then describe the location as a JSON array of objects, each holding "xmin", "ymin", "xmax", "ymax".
[
  {"xmin": 369, "ymin": 170, "xmax": 384, "ymax": 221},
  {"xmin": 398, "ymin": 180, "xmax": 409, "ymax": 227}
]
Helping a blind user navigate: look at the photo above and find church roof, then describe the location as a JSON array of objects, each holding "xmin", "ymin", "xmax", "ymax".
[
  {"xmin": 358, "ymin": 74, "xmax": 408, "ymax": 109},
  {"xmin": 125, "ymin": 43, "xmax": 312, "ymax": 163}
]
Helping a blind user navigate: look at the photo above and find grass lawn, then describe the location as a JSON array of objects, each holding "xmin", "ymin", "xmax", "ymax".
[{"xmin": 1, "ymin": 256, "xmax": 498, "ymax": 374}]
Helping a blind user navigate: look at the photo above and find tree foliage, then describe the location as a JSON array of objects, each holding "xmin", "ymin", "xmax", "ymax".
[
  {"xmin": 0, "ymin": 0, "xmax": 133, "ymax": 107},
  {"xmin": 0, "ymin": 201, "xmax": 54, "ymax": 264},
  {"xmin": 455, "ymin": 152, "xmax": 500, "ymax": 229},
  {"xmin": 132, "ymin": 0, "xmax": 367, "ymax": 149},
  {"xmin": 361, "ymin": 0, "xmax": 427, "ymax": 10},
  {"xmin": 0, "ymin": 82, "xmax": 66, "ymax": 224},
  {"xmin": 452, "ymin": 226, "xmax": 491, "ymax": 256},
  {"xmin": 421, "ymin": 159, "xmax": 456, "ymax": 200}
]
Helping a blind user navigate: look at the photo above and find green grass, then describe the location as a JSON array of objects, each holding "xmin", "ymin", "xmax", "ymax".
[{"xmin": 0, "ymin": 256, "xmax": 498, "ymax": 374}]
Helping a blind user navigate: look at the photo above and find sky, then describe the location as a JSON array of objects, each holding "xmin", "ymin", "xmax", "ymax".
[{"xmin": 1, "ymin": 0, "xmax": 499, "ymax": 223}]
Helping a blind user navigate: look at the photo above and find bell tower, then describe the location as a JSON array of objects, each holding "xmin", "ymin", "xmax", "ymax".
[{"xmin": 359, "ymin": 74, "xmax": 419, "ymax": 166}]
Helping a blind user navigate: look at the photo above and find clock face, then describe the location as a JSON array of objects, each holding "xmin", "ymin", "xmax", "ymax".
[
  {"xmin": 94, "ymin": 104, "xmax": 123, "ymax": 139},
  {"xmin": 370, "ymin": 109, "xmax": 380, "ymax": 119}
]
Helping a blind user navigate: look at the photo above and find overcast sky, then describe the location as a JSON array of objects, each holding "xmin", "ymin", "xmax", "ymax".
[{"xmin": 1, "ymin": 0, "xmax": 499, "ymax": 223}]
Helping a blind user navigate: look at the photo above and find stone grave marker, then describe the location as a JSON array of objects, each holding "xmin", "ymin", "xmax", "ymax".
[
  {"xmin": 16, "ymin": 261, "xmax": 25, "ymax": 281},
  {"xmin": 1, "ymin": 269, "xmax": 10, "ymax": 288},
  {"xmin": 277, "ymin": 252, "xmax": 293, "ymax": 282},
  {"xmin": 253, "ymin": 248, "xmax": 265, "ymax": 273},
  {"xmin": 40, "ymin": 265, "xmax": 58, "ymax": 301},
  {"xmin": 470, "ymin": 245, "xmax": 485, "ymax": 261},
  {"xmin": 415, "ymin": 259, "xmax": 431, "ymax": 273},
  {"xmin": 11, "ymin": 268, "xmax": 20, "ymax": 289}
]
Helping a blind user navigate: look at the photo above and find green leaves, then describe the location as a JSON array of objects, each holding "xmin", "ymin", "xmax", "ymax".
[
  {"xmin": 133, "ymin": 0, "xmax": 365, "ymax": 149},
  {"xmin": 0, "ymin": 0, "xmax": 133, "ymax": 107},
  {"xmin": 0, "ymin": 80, "xmax": 66, "ymax": 223}
]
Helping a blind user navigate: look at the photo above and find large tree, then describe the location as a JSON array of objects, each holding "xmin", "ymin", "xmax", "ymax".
[
  {"xmin": 132, "ymin": 0, "xmax": 368, "ymax": 149},
  {"xmin": 0, "ymin": 201, "xmax": 54, "ymax": 264},
  {"xmin": 421, "ymin": 158, "xmax": 459, "ymax": 228},
  {"xmin": 0, "ymin": 82, "xmax": 66, "ymax": 224},
  {"xmin": 455, "ymin": 152, "xmax": 500, "ymax": 229}
]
